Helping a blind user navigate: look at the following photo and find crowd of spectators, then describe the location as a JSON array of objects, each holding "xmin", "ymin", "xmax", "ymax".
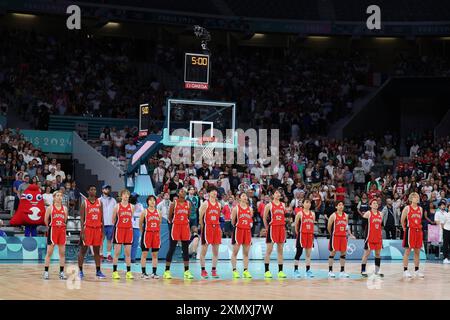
[
  {"xmin": 1, "ymin": 27, "xmax": 450, "ymax": 254},
  {"xmin": 3, "ymin": 27, "xmax": 450, "ymax": 159},
  {"xmin": 150, "ymin": 46, "xmax": 373, "ymax": 140},
  {"xmin": 3, "ymin": 124, "xmax": 448, "ymax": 247},
  {"xmin": 0, "ymin": 28, "xmax": 159, "ymax": 130},
  {"xmin": 394, "ymin": 53, "xmax": 450, "ymax": 77},
  {"xmin": 0, "ymin": 27, "xmax": 374, "ymax": 147},
  {"xmin": 146, "ymin": 133, "xmax": 450, "ymax": 246},
  {"xmin": 0, "ymin": 128, "xmax": 80, "ymax": 235},
  {"xmin": 98, "ymin": 46, "xmax": 374, "ymax": 158},
  {"xmin": 99, "ymin": 126, "xmax": 140, "ymax": 158},
  {"xmin": 207, "ymin": 49, "xmax": 371, "ymax": 139}
]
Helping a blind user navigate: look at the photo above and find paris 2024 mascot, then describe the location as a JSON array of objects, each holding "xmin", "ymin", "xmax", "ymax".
[{"xmin": 10, "ymin": 184, "xmax": 46, "ymax": 226}]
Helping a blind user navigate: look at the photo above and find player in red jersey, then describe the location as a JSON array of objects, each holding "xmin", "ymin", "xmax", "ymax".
[
  {"xmin": 401, "ymin": 192, "xmax": 424, "ymax": 278},
  {"xmin": 139, "ymin": 195, "xmax": 162, "ymax": 279},
  {"xmin": 263, "ymin": 189, "xmax": 287, "ymax": 279},
  {"xmin": 78, "ymin": 185, "xmax": 106, "ymax": 279},
  {"xmin": 293, "ymin": 199, "xmax": 316, "ymax": 278},
  {"xmin": 230, "ymin": 192, "xmax": 253, "ymax": 279},
  {"xmin": 43, "ymin": 191, "xmax": 68, "ymax": 280},
  {"xmin": 112, "ymin": 189, "xmax": 134, "ymax": 280},
  {"xmin": 199, "ymin": 186, "xmax": 222, "ymax": 278},
  {"xmin": 164, "ymin": 188, "xmax": 194, "ymax": 279},
  {"xmin": 327, "ymin": 201, "xmax": 355, "ymax": 279},
  {"xmin": 360, "ymin": 199, "xmax": 384, "ymax": 278}
]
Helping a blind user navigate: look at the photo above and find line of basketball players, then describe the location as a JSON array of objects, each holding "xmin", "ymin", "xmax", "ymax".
[{"xmin": 42, "ymin": 185, "xmax": 425, "ymax": 280}]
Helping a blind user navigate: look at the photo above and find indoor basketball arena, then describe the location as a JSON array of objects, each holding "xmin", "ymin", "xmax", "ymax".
[{"xmin": 0, "ymin": 0, "xmax": 449, "ymax": 306}]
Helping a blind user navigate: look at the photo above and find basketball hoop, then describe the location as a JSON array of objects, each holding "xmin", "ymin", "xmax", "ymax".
[{"xmin": 197, "ymin": 136, "xmax": 217, "ymax": 162}]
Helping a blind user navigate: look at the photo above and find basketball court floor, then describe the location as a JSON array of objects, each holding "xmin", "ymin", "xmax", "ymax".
[{"xmin": 1, "ymin": 261, "xmax": 448, "ymax": 300}]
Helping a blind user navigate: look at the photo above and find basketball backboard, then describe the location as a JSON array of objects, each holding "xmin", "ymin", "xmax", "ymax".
[{"xmin": 161, "ymin": 98, "xmax": 237, "ymax": 149}]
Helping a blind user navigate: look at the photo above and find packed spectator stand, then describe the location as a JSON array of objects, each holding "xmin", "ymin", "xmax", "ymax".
[
  {"xmin": 146, "ymin": 132, "xmax": 449, "ymax": 245},
  {"xmin": 0, "ymin": 26, "xmax": 449, "ymax": 261},
  {"xmin": 0, "ymin": 128, "xmax": 80, "ymax": 237}
]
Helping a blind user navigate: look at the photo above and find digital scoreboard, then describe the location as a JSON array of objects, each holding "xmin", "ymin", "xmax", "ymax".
[
  {"xmin": 184, "ymin": 52, "xmax": 210, "ymax": 90},
  {"xmin": 139, "ymin": 103, "xmax": 150, "ymax": 137}
]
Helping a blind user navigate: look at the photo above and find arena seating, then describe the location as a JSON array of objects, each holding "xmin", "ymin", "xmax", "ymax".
[
  {"xmin": 223, "ymin": 0, "xmax": 319, "ymax": 19},
  {"xmin": 332, "ymin": 0, "xmax": 450, "ymax": 21},
  {"xmin": 86, "ymin": 0, "xmax": 450, "ymax": 21},
  {"xmin": 85, "ymin": 0, "xmax": 222, "ymax": 15}
]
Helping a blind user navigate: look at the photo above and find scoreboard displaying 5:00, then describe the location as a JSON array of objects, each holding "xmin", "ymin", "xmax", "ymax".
[
  {"xmin": 184, "ymin": 52, "xmax": 210, "ymax": 90},
  {"xmin": 139, "ymin": 103, "xmax": 150, "ymax": 137}
]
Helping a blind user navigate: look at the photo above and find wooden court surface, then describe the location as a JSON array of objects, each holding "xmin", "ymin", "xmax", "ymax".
[{"xmin": 1, "ymin": 262, "xmax": 449, "ymax": 300}]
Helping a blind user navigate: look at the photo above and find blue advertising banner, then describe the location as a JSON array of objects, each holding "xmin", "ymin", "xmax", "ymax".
[
  {"xmin": 314, "ymin": 239, "xmax": 426, "ymax": 260},
  {"xmin": 0, "ymin": 236, "xmax": 425, "ymax": 261},
  {"xmin": 200, "ymin": 238, "xmax": 426, "ymax": 260},
  {"xmin": 0, "ymin": 236, "xmax": 51, "ymax": 260},
  {"xmin": 21, "ymin": 130, "xmax": 73, "ymax": 153}
]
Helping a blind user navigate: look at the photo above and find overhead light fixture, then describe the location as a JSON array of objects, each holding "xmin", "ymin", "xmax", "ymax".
[
  {"xmin": 308, "ymin": 36, "xmax": 330, "ymax": 40},
  {"xmin": 374, "ymin": 37, "xmax": 397, "ymax": 41},
  {"xmin": 105, "ymin": 22, "xmax": 120, "ymax": 28},
  {"xmin": 12, "ymin": 13, "xmax": 36, "ymax": 18},
  {"xmin": 252, "ymin": 33, "xmax": 265, "ymax": 39}
]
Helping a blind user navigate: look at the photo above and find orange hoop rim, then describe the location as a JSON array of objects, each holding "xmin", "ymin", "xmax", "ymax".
[{"xmin": 197, "ymin": 136, "xmax": 217, "ymax": 145}]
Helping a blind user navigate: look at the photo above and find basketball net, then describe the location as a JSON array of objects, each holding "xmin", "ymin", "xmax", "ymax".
[{"xmin": 197, "ymin": 136, "xmax": 217, "ymax": 163}]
